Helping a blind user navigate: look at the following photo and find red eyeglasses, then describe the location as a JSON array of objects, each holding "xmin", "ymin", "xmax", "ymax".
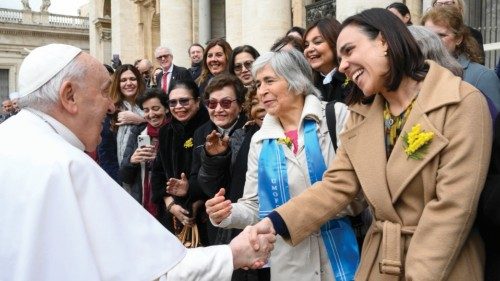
[{"xmin": 205, "ymin": 98, "xmax": 236, "ymax": 109}]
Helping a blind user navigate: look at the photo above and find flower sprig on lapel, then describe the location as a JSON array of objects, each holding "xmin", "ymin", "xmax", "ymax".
[
  {"xmin": 277, "ymin": 137, "xmax": 293, "ymax": 149},
  {"xmin": 402, "ymin": 124, "xmax": 434, "ymax": 160},
  {"xmin": 342, "ymin": 77, "xmax": 351, "ymax": 89},
  {"xmin": 183, "ymin": 138, "xmax": 193, "ymax": 149}
]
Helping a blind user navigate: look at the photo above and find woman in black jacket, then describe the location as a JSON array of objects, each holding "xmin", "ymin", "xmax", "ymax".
[{"xmin": 150, "ymin": 80, "xmax": 209, "ymax": 237}]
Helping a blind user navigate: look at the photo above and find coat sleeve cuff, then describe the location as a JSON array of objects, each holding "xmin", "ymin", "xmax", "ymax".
[{"xmin": 267, "ymin": 211, "xmax": 290, "ymax": 239}]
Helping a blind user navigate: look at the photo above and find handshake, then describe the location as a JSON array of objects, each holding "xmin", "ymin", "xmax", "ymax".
[{"xmin": 229, "ymin": 218, "xmax": 277, "ymax": 270}]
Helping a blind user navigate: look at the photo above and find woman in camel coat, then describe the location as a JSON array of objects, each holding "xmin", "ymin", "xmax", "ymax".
[{"xmin": 251, "ymin": 8, "xmax": 492, "ymax": 280}]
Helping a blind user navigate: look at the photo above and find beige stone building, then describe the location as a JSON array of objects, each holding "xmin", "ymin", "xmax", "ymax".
[
  {"xmin": 0, "ymin": 1, "xmax": 89, "ymax": 101},
  {"xmin": 88, "ymin": 0, "xmax": 434, "ymax": 69},
  {"xmin": 1, "ymin": 0, "xmax": 496, "ymax": 100}
]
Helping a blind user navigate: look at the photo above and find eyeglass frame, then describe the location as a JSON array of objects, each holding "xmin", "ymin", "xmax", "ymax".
[
  {"xmin": 205, "ymin": 98, "xmax": 237, "ymax": 109},
  {"xmin": 168, "ymin": 97, "xmax": 194, "ymax": 107},
  {"xmin": 233, "ymin": 60, "xmax": 254, "ymax": 73},
  {"xmin": 156, "ymin": 54, "xmax": 172, "ymax": 60},
  {"xmin": 433, "ymin": 1, "xmax": 455, "ymax": 6}
]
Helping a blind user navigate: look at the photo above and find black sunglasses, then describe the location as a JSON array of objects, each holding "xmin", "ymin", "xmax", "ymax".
[
  {"xmin": 234, "ymin": 60, "xmax": 254, "ymax": 73},
  {"xmin": 168, "ymin": 97, "xmax": 193, "ymax": 107},
  {"xmin": 205, "ymin": 98, "xmax": 236, "ymax": 109}
]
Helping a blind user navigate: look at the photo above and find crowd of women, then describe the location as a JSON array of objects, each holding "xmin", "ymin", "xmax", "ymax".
[{"xmin": 93, "ymin": 1, "xmax": 500, "ymax": 280}]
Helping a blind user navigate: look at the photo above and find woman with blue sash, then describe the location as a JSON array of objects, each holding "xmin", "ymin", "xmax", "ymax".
[{"xmin": 206, "ymin": 50, "xmax": 365, "ymax": 281}]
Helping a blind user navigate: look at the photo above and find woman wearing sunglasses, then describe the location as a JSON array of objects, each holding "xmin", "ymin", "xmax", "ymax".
[
  {"xmin": 229, "ymin": 45, "xmax": 260, "ymax": 87},
  {"xmin": 147, "ymin": 80, "xmax": 209, "ymax": 237},
  {"xmin": 120, "ymin": 88, "xmax": 170, "ymax": 214}
]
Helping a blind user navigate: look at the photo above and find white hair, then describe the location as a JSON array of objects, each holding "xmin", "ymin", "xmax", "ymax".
[
  {"xmin": 154, "ymin": 46, "xmax": 172, "ymax": 56},
  {"xmin": 252, "ymin": 49, "xmax": 320, "ymax": 98},
  {"xmin": 17, "ymin": 55, "xmax": 86, "ymax": 112}
]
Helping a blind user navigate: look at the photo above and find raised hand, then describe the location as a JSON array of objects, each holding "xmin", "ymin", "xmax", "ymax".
[
  {"xmin": 229, "ymin": 225, "xmax": 276, "ymax": 270},
  {"xmin": 206, "ymin": 188, "xmax": 232, "ymax": 224},
  {"xmin": 204, "ymin": 130, "xmax": 230, "ymax": 156},
  {"xmin": 130, "ymin": 145, "xmax": 156, "ymax": 164},
  {"xmin": 166, "ymin": 173, "xmax": 188, "ymax": 196}
]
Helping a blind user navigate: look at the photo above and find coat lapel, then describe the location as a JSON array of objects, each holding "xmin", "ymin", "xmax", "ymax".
[
  {"xmin": 340, "ymin": 95, "xmax": 401, "ymax": 223},
  {"xmin": 386, "ymin": 100, "xmax": 449, "ymax": 202}
]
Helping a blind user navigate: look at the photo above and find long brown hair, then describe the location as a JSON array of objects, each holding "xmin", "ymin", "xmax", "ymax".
[
  {"xmin": 109, "ymin": 64, "xmax": 145, "ymax": 131},
  {"xmin": 421, "ymin": 6, "xmax": 482, "ymax": 64},
  {"xmin": 195, "ymin": 38, "xmax": 232, "ymax": 86}
]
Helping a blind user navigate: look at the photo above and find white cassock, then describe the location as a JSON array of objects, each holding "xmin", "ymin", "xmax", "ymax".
[{"xmin": 0, "ymin": 109, "xmax": 233, "ymax": 281}]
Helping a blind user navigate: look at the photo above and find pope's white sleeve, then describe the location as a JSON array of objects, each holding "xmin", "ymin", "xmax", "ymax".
[
  {"xmin": 212, "ymin": 142, "xmax": 260, "ymax": 229},
  {"xmin": 159, "ymin": 245, "xmax": 233, "ymax": 281}
]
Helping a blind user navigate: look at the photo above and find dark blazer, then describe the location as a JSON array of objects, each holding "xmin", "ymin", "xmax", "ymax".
[
  {"xmin": 155, "ymin": 65, "xmax": 193, "ymax": 94},
  {"xmin": 478, "ymin": 114, "xmax": 500, "ymax": 281},
  {"xmin": 314, "ymin": 70, "xmax": 351, "ymax": 103}
]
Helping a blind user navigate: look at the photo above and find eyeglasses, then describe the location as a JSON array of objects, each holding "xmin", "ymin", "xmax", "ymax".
[
  {"xmin": 433, "ymin": 1, "xmax": 455, "ymax": 6},
  {"xmin": 156, "ymin": 54, "xmax": 172, "ymax": 60},
  {"xmin": 168, "ymin": 98, "xmax": 193, "ymax": 107},
  {"xmin": 234, "ymin": 60, "xmax": 254, "ymax": 73},
  {"xmin": 205, "ymin": 98, "xmax": 236, "ymax": 109}
]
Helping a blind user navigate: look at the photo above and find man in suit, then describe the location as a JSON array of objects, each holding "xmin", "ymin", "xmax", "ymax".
[{"xmin": 155, "ymin": 46, "xmax": 193, "ymax": 95}]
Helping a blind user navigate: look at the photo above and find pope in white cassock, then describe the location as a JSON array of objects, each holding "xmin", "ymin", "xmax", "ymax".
[{"xmin": 0, "ymin": 44, "xmax": 275, "ymax": 281}]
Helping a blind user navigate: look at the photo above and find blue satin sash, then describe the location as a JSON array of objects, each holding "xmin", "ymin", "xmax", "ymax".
[{"xmin": 258, "ymin": 119, "xmax": 359, "ymax": 281}]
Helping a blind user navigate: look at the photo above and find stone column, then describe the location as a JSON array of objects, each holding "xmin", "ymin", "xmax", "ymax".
[
  {"xmin": 111, "ymin": 0, "xmax": 141, "ymax": 64},
  {"xmin": 336, "ymin": 0, "xmax": 389, "ymax": 21},
  {"xmin": 225, "ymin": 0, "xmax": 241, "ymax": 47},
  {"xmin": 159, "ymin": 0, "xmax": 192, "ymax": 68},
  {"xmin": 198, "ymin": 0, "xmax": 211, "ymax": 45},
  {"xmin": 242, "ymin": 0, "xmax": 291, "ymax": 53},
  {"xmin": 406, "ymin": 0, "xmax": 423, "ymax": 23}
]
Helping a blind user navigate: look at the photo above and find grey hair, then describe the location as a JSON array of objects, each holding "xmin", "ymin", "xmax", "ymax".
[
  {"xmin": 251, "ymin": 49, "xmax": 320, "ymax": 98},
  {"xmin": 154, "ymin": 46, "xmax": 172, "ymax": 56},
  {"xmin": 408, "ymin": 25, "xmax": 463, "ymax": 77},
  {"xmin": 17, "ymin": 55, "xmax": 86, "ymax": 112}
]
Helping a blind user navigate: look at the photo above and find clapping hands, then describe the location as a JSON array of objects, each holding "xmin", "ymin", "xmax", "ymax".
[
  {"xmin": 166, "ymin": 173, "xmax": 189, "ymax": 196},
  {"xmin": 205, "ymin": 130, "xmax": 230, "ymax": 156},
  {"xmin": 205, "ymin": 188, "xmax": 232, "ymax": 224}
]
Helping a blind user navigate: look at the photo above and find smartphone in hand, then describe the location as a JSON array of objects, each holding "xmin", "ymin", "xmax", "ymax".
[{"xmin": 138, "ymin": 135, "xmax": 151, "ymax": 148}]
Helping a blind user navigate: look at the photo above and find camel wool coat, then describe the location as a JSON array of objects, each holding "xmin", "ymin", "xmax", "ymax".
[{"xmin": 276, "ymin": 61, "xmax": 493, "ymax": 281}]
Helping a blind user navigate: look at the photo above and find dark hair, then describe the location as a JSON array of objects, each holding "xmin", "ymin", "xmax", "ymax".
[
  {"xmin": 204, "ymin": 73, "xmax": 246, "ymax": 106},
  {"xmin": 228, "ymin": 45, "xmax": 260, "ymax": 75},
  {"xmin": 137, "ymin": 88, "xmax": 169, "ymax": 110},
  {"xmin": 304, "ymin": 17, "xmax": 342, "ymax": 82},
  {"xmin": 421, "ymin": 6, "xmax": 482, "ymax": 64},
  {"xmin": 270, "ymin": 35, "xmax": 304, "ymax": 52},
  {"xmin": 342, "ymin": 8, "xmax": 427, "ymax": 105},
  {"xmin": 386, "ymin": 2, "xmax": 413, "ymax": 25},
  {"xmin": 286, "ymin": 26, "xmax": 306, "ymax": 38},
  {"xmin": 103, "ymin": 64, "xmax": 114, "ymax": 75},
  {"xmin": 188, "ymin": 43, "xmax": 204, "ymax": 54},
  {"xmin": 168, "ymin": 79, "xmax": 201, "ymax": 99},
  {"xmin": 243, "ymin": 86, "xmax": 258, "ymax": 119},
  {"xmin": 196, "ymin": 38, "xmax": 233, "ymax": 86},
  {"xmin": 109, "ymin": 64, "xmax": 145, "ymax": 106}
]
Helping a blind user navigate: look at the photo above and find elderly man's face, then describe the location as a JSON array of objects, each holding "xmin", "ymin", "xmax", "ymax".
[
  {"xmin": 155, "ymin": 48, "xmax": 173, "ymax": 71},
  {"xmin": 2, "ymin": 100, "xmax": 13, "ymax": 113},
  {"xmin": 73, "ymin": 53, "xmax": 114, "ymax": 151}
]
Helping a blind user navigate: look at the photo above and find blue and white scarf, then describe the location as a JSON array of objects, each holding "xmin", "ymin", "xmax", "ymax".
[{"xmin": 258, "ymin": 119, "xmax": 359, "ymax": 281}]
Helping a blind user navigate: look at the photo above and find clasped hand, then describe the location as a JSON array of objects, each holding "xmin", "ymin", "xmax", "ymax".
[
  {"xmin": 230, "ymin": 222, "xmax": 276, "ymax": 270},
  {"xmin": 166, "ymin": 173, "xmax": 188, "ymax": 196}
]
